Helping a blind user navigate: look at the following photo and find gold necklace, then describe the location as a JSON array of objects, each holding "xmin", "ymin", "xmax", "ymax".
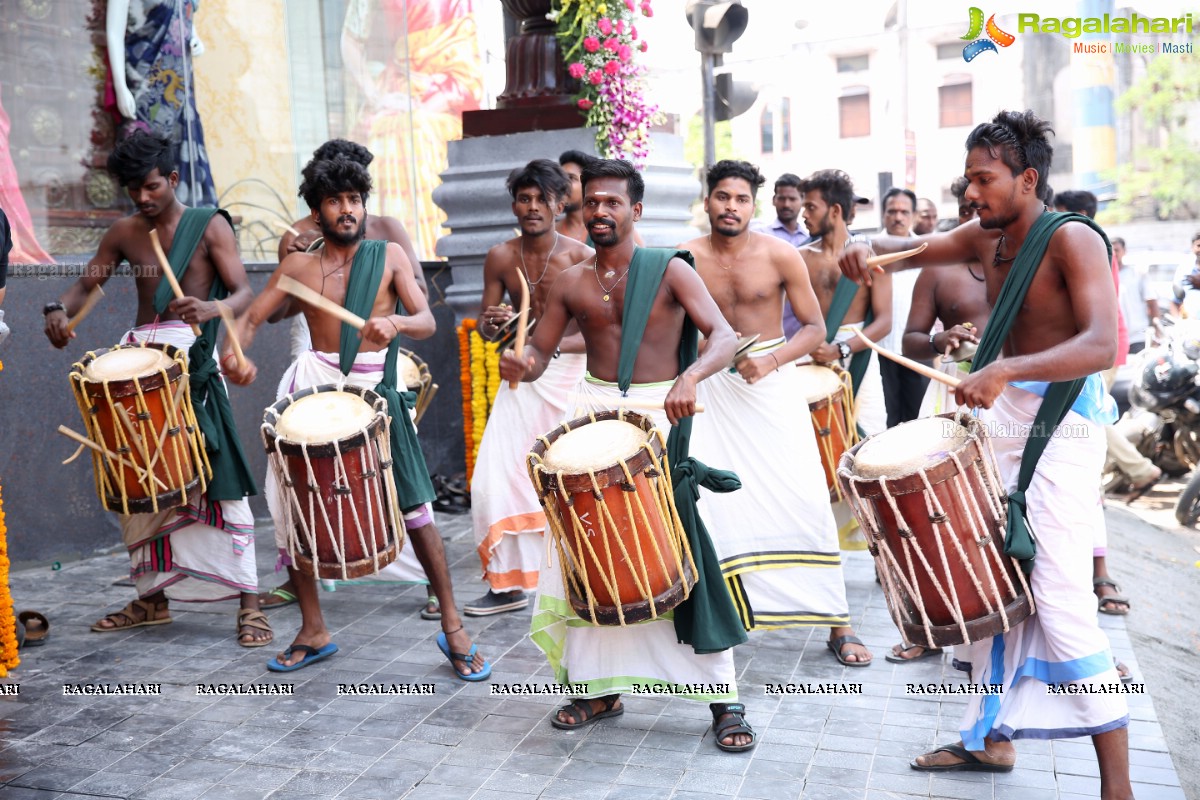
[
  {"xmin": 593, "ymin": 257, "xmax": 631, "ymax": 302},
  {"xmin": 709, "ymin": 232, "xmax": 750, "ymax": 270},
  {"xmin": 519, "ymin": 231, "xmax": 559, "ymax": 287}
]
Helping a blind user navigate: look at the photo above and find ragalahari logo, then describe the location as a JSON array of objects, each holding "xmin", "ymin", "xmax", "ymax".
[{"xmin": 961, "ymin": 7, "xmax": 1016, "ymax": 61}]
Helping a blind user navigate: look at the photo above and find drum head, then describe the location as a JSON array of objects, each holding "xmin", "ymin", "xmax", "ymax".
[
  {"xmin": 396, "ymin": 353, "xmax": 421, "ymax": 390},
  {"xmin": 796, "ymin": 364, "xmax": 844, "ymax": 403},
  {"xmin": 543, "ymin": 419, "xmax": 648, "ymax": 473},
  {"xmin": 276, "ymin": 390, "xmax": 375, "ymax": 443},
  {"xmin": 84, "ymin": 347, "xmax": 174, "ymax": 381},
  {"xmin": 853, "ymin": 417, "xmax": 973, "ymax": 479}
]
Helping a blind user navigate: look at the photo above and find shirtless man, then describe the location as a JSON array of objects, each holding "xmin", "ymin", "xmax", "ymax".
[
  {"xmin": 259, "ymin": 139, "xmax": 432, "ymax": 617},
  {"xmin": 43, "ymin": 130, "xmax": 270, "ymax": 646},
  {"xmin": 466, "ymin": 159, "xmax": 592, "ymax": 616},
  {"xmin": 684, "ymin": 159, "xmax": 872, "ymax": 667},
  {"xmin": 841, "ymin": 110, "xmax": 1131, "ymax": 799},
  {"xmin": 798, "ymin": 170, "xmax": 891, "ymax": 436},
  {"xmin": 223, "ymin": 157, "xmax": 488, "ymax": 679},
  {"xmin": 555, "ymin": 150, "xmax": 593, "ymax": 243},
  {"xmin": 500, "ymin": 158, "xmax": 753, "ymax": 752}
]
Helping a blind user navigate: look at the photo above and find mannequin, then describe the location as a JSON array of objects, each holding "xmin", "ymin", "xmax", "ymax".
[{"xmin": 106, "ymin": 0, "xmax": 217, "ymax": 207}]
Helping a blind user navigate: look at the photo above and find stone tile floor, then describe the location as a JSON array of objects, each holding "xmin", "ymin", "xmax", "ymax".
[{"xmin": 0, "ymin": 513, "xmax": 1187, "ymax": 799}]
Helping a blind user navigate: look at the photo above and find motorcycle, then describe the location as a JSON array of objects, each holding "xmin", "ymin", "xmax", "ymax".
[{"xmin": 1105, "ymin": 319, "xmax": 1200, "ymax": 519}]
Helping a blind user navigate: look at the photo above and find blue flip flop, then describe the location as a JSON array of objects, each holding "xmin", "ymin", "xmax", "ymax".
[
  {"xmin": 436, "ymin": 630, "xmax": 492, "ymax": 682},
  {"xmin": 267, "ymin": 642, "xmax": 339, "ymax": 672}
]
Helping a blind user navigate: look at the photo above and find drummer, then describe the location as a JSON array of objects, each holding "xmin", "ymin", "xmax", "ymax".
[
  {"xmin": 840, "ymin": 110, "xmax": 1132, "ymax": 794},
  {"xmin": 257, "ymin": 138, "xmax": 435, "ymax": 618},
  {"xmin": 223, "ymin": 155, "xmax": 490, "ymax": 679},
  {"xmin": 500, "ymin": 158, "xmax": 754, "ymax": 751},
  {"xmin": 886, "ymin": 176, "xmax": 985, "ymax": 665},
  {"xmin": 42, "ymin": 130, "xmax": 272, "ymax": 647},
  {"xmin": 682, "ymin": 160, "xmax": 872, "ymax": 668},
  {"xmin": 466, "ymin": 160, "xmax": 592, "ymax": 616},
  {"xmin": 796, "ymin": 170, "xmax": 891, "ymax": 550}
]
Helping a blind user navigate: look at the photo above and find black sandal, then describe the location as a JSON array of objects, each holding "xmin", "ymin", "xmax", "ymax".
[
  {"xmin": 550, "ymin": 694, "xmax": 623, "ymax": 730},
  {"xmin": 710, "ymin": 702, "xmax": 757, "ymax": 752}
]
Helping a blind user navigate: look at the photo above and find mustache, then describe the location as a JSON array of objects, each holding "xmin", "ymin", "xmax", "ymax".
[{"xmin": 338, "ymin": 215, "xmax": 357, "ymax": 225}]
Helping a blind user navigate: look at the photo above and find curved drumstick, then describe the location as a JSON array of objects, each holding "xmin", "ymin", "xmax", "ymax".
[
  {"xmin": 851, "ymin": 328, "xmax": 961, "ymax": 389},
  {"xmin": 509, "ymin": 273, "xmax": 531, "ymax": 391},
  {"xmin": 148, "ymin": 229, "xmax": 202, "ymax": 336},
  {"xmin": 66, "ymin": 285, "xmax": 105, "ymax": 334},
  {"xmin": 215, "ymin": 301, "xmax": 247, "ymax": 372},
  {"xmin": 271, "ymin": 219, "xmax": 301, "ymax": 237},
  {"xmin": 277, "ymin": 275, "xmax": 366, "ymax": 330},
  {"xmin": 866, "ymin": 242, "xmax": 928, "ymax": 273}
]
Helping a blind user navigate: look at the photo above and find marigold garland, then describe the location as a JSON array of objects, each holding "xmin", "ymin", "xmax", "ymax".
[
  {"xmin": 0, "ymin": 358, "xmax": 18, "ymax": 677},
  {"xmin": 457, "ymin": 320, "xmax": 501, "ymax": 487},
  {"xmin": 458, "ymin": 321, "xmax": 476, "ymax": 485}
]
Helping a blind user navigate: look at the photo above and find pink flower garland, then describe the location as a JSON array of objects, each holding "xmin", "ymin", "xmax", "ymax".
[{"xmin": 553, "ymin": 0, "xmax": 662, "ymax": 166}]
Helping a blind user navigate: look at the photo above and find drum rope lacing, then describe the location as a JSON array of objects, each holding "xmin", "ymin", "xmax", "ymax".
[
  {"xmin": 528, "ymin": 410, "xmax": 696, "ymax": 627},
  {"xmin": 841, "ymin": 416, "xmax": 1033, "ymax": 649},
  {"xmin": 266, "ymin": 390, "xmax": 403, "ymax": 582},
  {"xmin": 69, "ymin": 345, "xmax": 209, "ymax": 514}
]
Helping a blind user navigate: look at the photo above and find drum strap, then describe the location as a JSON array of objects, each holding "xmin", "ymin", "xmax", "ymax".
[
  {"xmin": 824, "ymin": 276, "xmax": 874, "ymax": 435},
  {"xmin": 619, "ymin": 247, "xmax": 749, "ymax": 654},
  {"xmin": 151, "ymin": 207, "xmax": 258, "ymax": 501},
  {"xmin": 970, "ymin": 211, "xmax": 1108, "ymax": 574},
  {"xmin": 338, "ymin": 240, "xmax": 436, "ymax": 512}
]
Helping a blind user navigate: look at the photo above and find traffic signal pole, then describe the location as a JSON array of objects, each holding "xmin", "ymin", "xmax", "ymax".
[{"xmin": 701, "ymin": 52, "xmax": 717, "ymax": 168}]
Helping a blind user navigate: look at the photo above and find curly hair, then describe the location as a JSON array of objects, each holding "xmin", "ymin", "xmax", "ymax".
[
  {"xmin": 299, "ymin": 156, "xmax": 372, "ymax": 210},
  {"xmin": 965, "ymin": 110, "xmax": 1055, "ymax": 198},
  {"xmin": 799, "ymin": 169, "xmax": 857, "ymax": 224},
  {"xmin": 311, "ymin": 139, "xmax": 373, "ymax": 167}
]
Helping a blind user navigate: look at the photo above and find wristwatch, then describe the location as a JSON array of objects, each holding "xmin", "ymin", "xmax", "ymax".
[
  {"xmin": 844, "ymin": 234, "xmax": 874, "ymax": 253},
  {"xmin": 43, "ymin": 300, "xmax": 66, "ymax": 316},
  {"xmin": 837, "ymin": 341, "xmax": 852, "ymax": 362}
]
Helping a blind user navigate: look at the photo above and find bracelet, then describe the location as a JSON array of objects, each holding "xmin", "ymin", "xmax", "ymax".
[
  {"xmin": 769, "ymin": 352, "xmax": 779, "ymax": 370},
  {"xmin": 221, "ymin": 352, "xmax": 238, "ymax": 369},
  {"xmin": 929, "ymin": 331, "xmax": 939, "ymax": 355},
  {"xmin": 388, "ymin": 317, "xmax": 401, "ymax": 335}
]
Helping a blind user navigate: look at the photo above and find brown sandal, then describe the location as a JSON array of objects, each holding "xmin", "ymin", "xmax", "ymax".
[
  {"xmin": 237, "ymin": 609, "xmax": 274, "ymax": 648},
  {"xmin": 90, "ymin": 599, "xmax": 172, "ymax": 632}
]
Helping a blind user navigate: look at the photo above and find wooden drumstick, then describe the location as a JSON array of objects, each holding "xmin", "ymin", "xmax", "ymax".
[
  {"xmin": 852, "ymin": 328, "xmax": 961, "ymax": 389},
  {"xmin": 66, "ymin": 285, "xmax": 105, "ymax": 333},
  {"xmin": 510, "ymin": 273, "xmax": 531, "ymax": 390},
  {"xmin": 277, "ymin": 275, "xmax": 366, "ymax": 330},
  {"xmin": 866, "ymin": 242, "xmax": 929, "ymax": 273},
  {"xmin": 609, "ymin": 398, "xmax": 706, "ymax": 415},
  {"xmin": 148, "ymin": 229, "xmax": 203, "ymax": 336},
  {"xmin": 56, "ymin": 425, "xmax": 168, "ymax": 491},
  {"xmin": 271, "ymin": 219, "xmax": 301, "ymax": 237},
  {"xmin": 215, "ymin": 301, "xmax": 247, "ymax": 372}
]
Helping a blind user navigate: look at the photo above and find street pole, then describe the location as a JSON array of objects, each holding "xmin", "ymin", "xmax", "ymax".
[{"xmin": 701, "ymin": 52, "xmax": 717, "ymax": 169}]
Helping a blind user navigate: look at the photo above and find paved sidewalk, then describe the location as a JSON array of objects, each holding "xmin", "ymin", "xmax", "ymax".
[{"xmin": 0, "ymin": 512, "xmax": 1188, "ymax": 800}]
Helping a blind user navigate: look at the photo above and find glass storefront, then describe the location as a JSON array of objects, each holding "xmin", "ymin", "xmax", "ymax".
[{"xmin": 0, "ymin": 0, "xmax": 494, "ymax": 264}]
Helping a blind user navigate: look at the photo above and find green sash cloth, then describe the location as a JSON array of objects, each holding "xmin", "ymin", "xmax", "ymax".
[
  {"xmin": 337, "ymin": 239, "xmax": 436, "ymax": 512},
  {"xmin": 970, "ymin": 211, "xmax": 1110, "ymax": 574},
  {"xmin": 824, "ymin": 275, "xmax": 873, "ymax": 437},
  {"xmin": 151, "ymin": 207, "xmax": 257, "ymax": 500},
  {"xmin": 617, "ymin": 247, "xmax": 748, "ymax": 655}
]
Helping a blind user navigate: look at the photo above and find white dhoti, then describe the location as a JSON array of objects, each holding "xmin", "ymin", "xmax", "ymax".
[
  {"xmin": 471, "ymin": 353, "xmax": 585, "ymax": 592},
  {"xmin": 692, "ymin": 341, "xmax": 850, "ymax": 630},
  {"xmin": 918, "ymin": 357, "xmax": 968, "ymax": 417},
  {"xmin": 799, "ymin": 322, "xmax": 884, "ymax": 550},
  {"xmin": 529, "ymin": 375, "xmax": 737, "ymax": 702},
  {"xmin": 117, "ymin": 322, "xmax": 257, "ymax": 601},
  {"xmin": 955, "ymin": 386, "xmax": 1128, "ymax": 749},
  {"xmin": 268, "ymin": 349, "xmax": 429, "ymax": 586}
]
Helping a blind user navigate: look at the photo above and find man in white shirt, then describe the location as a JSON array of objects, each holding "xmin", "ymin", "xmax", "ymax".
[{"xmin": 1172, "ymin": 231, "xmax": 1200, "ymax": 319}]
